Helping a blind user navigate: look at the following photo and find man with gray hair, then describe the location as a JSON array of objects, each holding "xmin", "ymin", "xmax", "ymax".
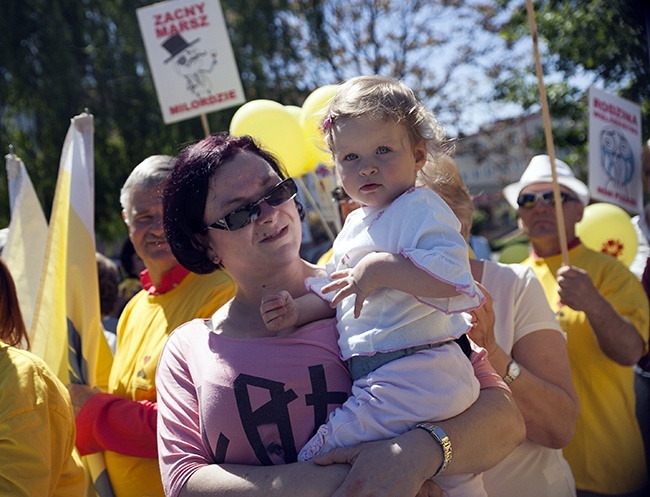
[
  {"xmin": 68, "ymin": 155, "xmax": 236, "ymax": 497},
  {"xmin": 504, "ymin": 154, "xmax": 649, "ymax": 497}
]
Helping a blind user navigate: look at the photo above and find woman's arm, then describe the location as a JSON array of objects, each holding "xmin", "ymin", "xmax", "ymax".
[
  {"xmin": 496, "ymin": 332, "xmax": 578, "ymax": 448},
  {"xmin": 180, "ymin": 387, "xmax": 523, "ymax": 497},
  {"xmin": 179, "ymin": 460, "xmax": 349, "ymax": 497},
  {"xmin": 311, "ymin": 387, "xmax": 524, "ymax": 497},
  {"xmin": 428, "ymin": 387, "xmax": 524, "ymax": 475},
  {"xmin": 180, "ymin": 434, "xmax": 446, "ymax": 497},
  {"xmin": 469, "ymin": 279, "xmax": 579, "ymax": 448},
  {"xmin": 68, "ymin": 385, "xmax": 158, "ymax": 457},
  {"xmin": 176, "ymin": 362, "xmax": 524, "ymax": 497},
  {"xmin": 312, "ymin": 346, "xmax": 525, "ymax": 496}
]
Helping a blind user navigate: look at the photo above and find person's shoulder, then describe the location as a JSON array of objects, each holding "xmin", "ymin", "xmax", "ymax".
[
  {"xmin": 490, "ymin": 260, "xmax": 536, "ymax": 279},
  {"xmin": 167, "ymin": 317, "xmax": 213, "ymax": 344},
  {"xmin": 577, "ymin": 244, "xmax": 630, "ymax": 269},
  {"xmin": 122, "ymin": 286, "xmax": 148, "ymax": 307},
  {"xmin": 116, "ymin": 287, "xmax": 149, "ymax": 323},
  {"xmin": 193, "ymin": 270, "xmax": 237, "ymax": 304},
  {"xmin": 482, "ymin": 261, "xmax": 532, "ymax": 294},
  {"xmin": 0, "ymin": 344, "xmax": 49, "ymax": 378},
  {"xmin": 0, "ymin": 345, "xmax": 69, "ymax": 420},
  {"xmin": 575, "ymin": 245, "xmax": 641, "ymax": 289}
]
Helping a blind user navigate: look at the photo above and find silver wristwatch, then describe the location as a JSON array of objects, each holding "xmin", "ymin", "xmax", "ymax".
[{"xmin": 503, "ymin": 359, "xmax": 521, "ymax": 385}]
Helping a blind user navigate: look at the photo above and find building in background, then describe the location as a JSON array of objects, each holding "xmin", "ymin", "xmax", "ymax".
[{"xmin": 454, "ymin": 112, "xmax": 546, "ymax": 242}]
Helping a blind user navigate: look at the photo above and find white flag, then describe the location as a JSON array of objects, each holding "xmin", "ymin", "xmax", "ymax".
[{"xmin": 3, "ymin": 153, "xmax": 48, "ymax": 335}]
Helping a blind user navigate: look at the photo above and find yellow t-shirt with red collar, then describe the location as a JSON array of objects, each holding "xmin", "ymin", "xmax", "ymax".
[
  {"xmin": 524, "ymin": 242, "xmax": 649, "ymax": 494},
  {"xmin": 104, "ymin": 267, "xmax": 236, "ymax": 497}
]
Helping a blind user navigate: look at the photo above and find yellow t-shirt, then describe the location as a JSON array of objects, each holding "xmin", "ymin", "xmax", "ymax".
[
  {"xmin": 0, "ymin": 343, "xmax": 85, "ymax": 497},
  {"xmin": 104, "ymin": 269, "xmax": 236, "ymax": 497},
  {"xmin": 525, "ymin": 243, "xmax": 649, "ymax": 494}
]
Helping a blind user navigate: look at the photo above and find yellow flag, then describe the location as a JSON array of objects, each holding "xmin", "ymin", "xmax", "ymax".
[{"xmin": 30, "ymin": 113, "xmax": 115, "ymax": 497}]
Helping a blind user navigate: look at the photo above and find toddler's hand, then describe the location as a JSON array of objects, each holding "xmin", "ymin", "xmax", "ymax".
[
  {"xmin": 321, "ymin": 253, "xmax": 381, "ymax": 318},
  {"xmin": 321, "ymin": 269, "xmax": 371, "ymax": 319},
  {"xmin": 261, "ymin": 290, "xmax": 299, "ymax": 331}
]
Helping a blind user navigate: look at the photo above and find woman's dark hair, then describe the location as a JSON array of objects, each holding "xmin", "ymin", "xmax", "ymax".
[
  {"xmin": 0, "ymin": 259, "xmax": 29, "ymax": 349},
  {"xmin": 164, "ymin": 133, "xmax": 304, "ymax": 274}
]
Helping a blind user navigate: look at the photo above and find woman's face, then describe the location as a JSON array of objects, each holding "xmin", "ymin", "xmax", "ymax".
[{"xmin": 203, "ymin": 150, "xmax": 303, "ymax": 275}]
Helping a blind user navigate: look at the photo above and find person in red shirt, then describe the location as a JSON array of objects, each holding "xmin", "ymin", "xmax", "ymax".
[{"xmin": 67, "ymin": 155, "xmax": 236, "ymax": 497}]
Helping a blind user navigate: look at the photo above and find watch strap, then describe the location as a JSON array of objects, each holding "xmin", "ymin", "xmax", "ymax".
[{"xmin": 415, "ymin": 422, "xmax": 452, "ymax": 478}]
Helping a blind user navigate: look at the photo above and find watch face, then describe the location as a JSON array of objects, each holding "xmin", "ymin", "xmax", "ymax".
[
  {"xmin": 511, "ymin": 361, "xmax": 521, "ymax": 375},
  {"xmin": 505, "ymin": 360, "xmax": 520, "ymax": 384}
]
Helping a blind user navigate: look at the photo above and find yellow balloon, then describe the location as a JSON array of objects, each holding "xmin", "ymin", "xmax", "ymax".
[
  {"xmin": 498, "ymin": 244, "xmax": 530, "ymax": 264},
  {"xmin": 575, "ymin": 202, "xmax": 638, "ymax": 267},
  {"xmin": 284, "ymin": 105, "xmax": 302, "ymax": 122},
  {"xmin": 299, "ymin": 85, "xmax": 339, "ymax": 171},
  {"xmin": 230, "ymin": 100, "xmax": 308, "ymax": 178}
]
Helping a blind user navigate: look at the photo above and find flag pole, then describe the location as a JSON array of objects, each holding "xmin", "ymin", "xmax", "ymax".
[
  {"xmin": 294, "ymin": 175, "xmax": 336, "ymax": 243},
  {"xmin": 7, "ymin": 145, "xmax": 16, "ymax": 211},
  {"xmin": 525, "ymin": 0, "xmax": 570, "ymax": 266},
  {"xmin": 200, "ymin": 114, "xmax": 211, "ymax": 137}
]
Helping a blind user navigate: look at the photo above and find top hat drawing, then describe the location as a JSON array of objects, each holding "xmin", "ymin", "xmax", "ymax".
[{"xmin": 162, "ymin": 34, "xmax": 201, "ymax": 63}]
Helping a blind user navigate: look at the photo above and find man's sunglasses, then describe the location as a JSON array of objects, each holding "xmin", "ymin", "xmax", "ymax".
[
  {"xmin": 516, "ymin": 191, "xmax": 579, "ymax": 209},
  {"xmin": 205, "ymin": 178, "xmax": 298, "ymax": 231}
]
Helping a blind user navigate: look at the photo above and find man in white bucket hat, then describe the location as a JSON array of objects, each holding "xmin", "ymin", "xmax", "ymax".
[{"xmin": 504, "ymin": 154, "xmax": 649, "ymax": 497}]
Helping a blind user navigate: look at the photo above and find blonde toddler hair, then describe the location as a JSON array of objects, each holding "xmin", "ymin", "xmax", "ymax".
[{"xmin": 322, "ymin": 75, "xmax": 452, "ymax": 168}]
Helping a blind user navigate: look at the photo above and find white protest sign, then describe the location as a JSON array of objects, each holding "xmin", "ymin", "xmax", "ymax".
[
  {"xmin": 136, "ymin": 0, "xmax": 245, "ymax": 124},
  {"xmin": 588, "ymin": 86, "xmax": 642, "ymax": 213}
]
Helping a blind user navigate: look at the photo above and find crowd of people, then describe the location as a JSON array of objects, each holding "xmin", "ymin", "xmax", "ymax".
[{"xmin": 0, "ymin": 76, "xmax": 648, "ymax": 497}]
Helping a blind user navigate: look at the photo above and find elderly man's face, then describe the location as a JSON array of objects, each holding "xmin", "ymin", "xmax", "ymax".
[
  {"xmin": 123, "ymin": 185, "xmax": 178, "ymax": 277},
  {"xmin": 517, "ymin": 182, "xmax": 584, "ymax": 243}
]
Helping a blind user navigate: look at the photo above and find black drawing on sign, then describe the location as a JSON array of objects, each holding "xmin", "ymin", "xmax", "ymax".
[{"xmin": 162, "ymin": 33, "xmax": 217, "ymax": 98}]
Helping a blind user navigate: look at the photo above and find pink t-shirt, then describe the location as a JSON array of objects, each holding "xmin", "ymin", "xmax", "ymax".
[{"xmin": 156, "ymin": 318, "xmax": 505, "ymax": 497}]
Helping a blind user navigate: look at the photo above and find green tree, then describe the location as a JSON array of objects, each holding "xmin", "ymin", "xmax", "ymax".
[
  {"xmin": 492, "ymin": 0, "xmax": 649, "ymax": 177},
  {"xmin": 300, "ymin": 0, "xmax": 507, "ymax": 131},
  {"xmin": 0, "ymin": 0, "xmax": 515, "ymax": 247},
  {"xmin": 0, "ymin": 0, "xmax": 327, "ymax": 245}
]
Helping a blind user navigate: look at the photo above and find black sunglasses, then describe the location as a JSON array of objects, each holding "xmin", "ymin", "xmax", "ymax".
[
  {"xmin": 516, "ymin": 191, "xmax": 579, "ymax": 208},
  {"xmin": 331, "ymin": 187, "xmax": 350, "ymax": 203},
  {"xmin": 205, "ymin": 178, "xmax": 298, "ymax": 231}
]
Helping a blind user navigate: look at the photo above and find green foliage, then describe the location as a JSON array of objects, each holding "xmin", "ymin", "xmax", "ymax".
[
  {"xmin": 9, "ymin": 0, "xmax": 638, "ymax": 248},
  {"xmin": 309, "ymin": 0, "xmax": 507, "ymax": 129},
  {"xmin": 0, "ymin": 0, "xmax": 327, "ymax": 245},
  {"xmin": 492, "ymin": 0, "xmax": 650, "ymax": 171}
]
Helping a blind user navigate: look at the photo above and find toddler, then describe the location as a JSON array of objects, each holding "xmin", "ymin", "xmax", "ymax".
[{"xmin": 261, "ymin": 75, "xmax": 486, "ymax": 496}]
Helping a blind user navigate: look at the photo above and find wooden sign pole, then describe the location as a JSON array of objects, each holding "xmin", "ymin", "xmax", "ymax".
[{"xmin": 525, "ymin": 0, "xmax": 570, "ymax": 266}]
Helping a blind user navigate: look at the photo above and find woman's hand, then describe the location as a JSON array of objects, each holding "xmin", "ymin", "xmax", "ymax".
[
  {"xmin": 468, "ymin": 282, "xmax": 498, "ymax": 357},
  {"xmin": 312, "ymin": 431, "xmax": 443, "ymax": 497},
  {"xmin": 67, "ymin": 383, "xmax": 102, "ymax": 417}
]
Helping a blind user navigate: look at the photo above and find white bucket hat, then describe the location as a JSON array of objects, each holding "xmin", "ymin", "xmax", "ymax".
[{"xmin": 503, "ymin": 154, "xmax": 591, "ymax": 209}]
